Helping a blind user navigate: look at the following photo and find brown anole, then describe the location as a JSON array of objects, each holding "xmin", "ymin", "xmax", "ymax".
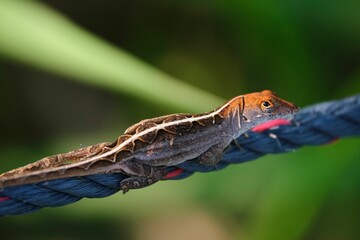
[{"xmin": 0, "ymin": 90, "xmax": 299, "ymax": 192}]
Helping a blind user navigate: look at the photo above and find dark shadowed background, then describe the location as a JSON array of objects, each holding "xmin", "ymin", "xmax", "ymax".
[{"xmin": 0, "ymin": 0, "xmax": 359, "ymax": 239}]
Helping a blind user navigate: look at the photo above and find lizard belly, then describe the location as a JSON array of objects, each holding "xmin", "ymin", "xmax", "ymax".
[{"xmin": 131, "ymin": 126, "xmax": 233, "ymax": 166}]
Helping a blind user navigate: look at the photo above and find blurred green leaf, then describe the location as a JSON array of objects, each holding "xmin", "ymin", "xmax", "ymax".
[{"xmin": 0, "ymin": 0, "xmax": 223, "ymax": 112}]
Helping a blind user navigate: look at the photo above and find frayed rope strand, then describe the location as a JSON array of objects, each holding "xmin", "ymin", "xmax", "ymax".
[{"xmin": 1, "ymin": 94, "xmax": 359, "ymax": 216}]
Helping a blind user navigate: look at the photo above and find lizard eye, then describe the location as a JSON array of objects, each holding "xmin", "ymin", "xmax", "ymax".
[
  {"xmin": 262, "ymin": 101, "xmax": 271, "ymax": 107},
  {"xmin": 261, "ymin": 100, "xmax": 274, "ymax": 113}
]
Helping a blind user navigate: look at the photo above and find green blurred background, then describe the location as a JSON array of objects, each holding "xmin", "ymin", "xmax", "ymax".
[{"xmin": 0, "ymin": 0, "xmax": 359, "ymax": 239}]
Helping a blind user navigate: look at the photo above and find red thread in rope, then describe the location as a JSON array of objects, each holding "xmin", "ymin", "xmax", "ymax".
[
  {"xmin": 164, "ymin": 168, "xmax": 184, "ymax": 179},
  {"xmin": 252, "ymin": 119, "xmax": 291, "ymax": 132},
  {"xmin": 0, "ymin": 196, "xmax": 10, "ymax": 202}
]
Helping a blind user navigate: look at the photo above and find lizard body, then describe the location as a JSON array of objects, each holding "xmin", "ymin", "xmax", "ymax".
[{"xmin": 0, "ymin": 90, "xmax": 299, "ymax": 192}]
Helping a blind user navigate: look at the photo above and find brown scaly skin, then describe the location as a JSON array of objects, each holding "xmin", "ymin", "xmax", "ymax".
[{"xmin": 0, "ymin": 90, "xmax": 299, "ymax": 192}]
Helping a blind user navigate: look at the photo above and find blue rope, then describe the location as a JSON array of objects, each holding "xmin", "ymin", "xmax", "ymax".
[{"xmin": 1, "ymin": 94, "xmax": 359, "ymax": 216}]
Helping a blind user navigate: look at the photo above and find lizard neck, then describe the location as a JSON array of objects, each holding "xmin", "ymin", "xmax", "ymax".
[{"xmin": 215, "ymin": 96, "xmax": 245, "ymax": 138}]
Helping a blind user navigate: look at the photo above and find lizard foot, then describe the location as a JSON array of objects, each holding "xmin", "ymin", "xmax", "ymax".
[{"xmin": 120, "ymin": 176, "xmax": 160, "ymax": 193}]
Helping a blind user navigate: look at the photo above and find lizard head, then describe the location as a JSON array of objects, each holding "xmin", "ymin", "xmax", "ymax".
[{"xmin": 239, "ymin": 90, "xmax": 299, "ymax": 131}]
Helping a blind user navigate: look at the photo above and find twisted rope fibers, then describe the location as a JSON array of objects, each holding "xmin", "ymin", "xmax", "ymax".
[{"xmin": 1, "ymin": 94, "xmax": 359, "ymax": 216}]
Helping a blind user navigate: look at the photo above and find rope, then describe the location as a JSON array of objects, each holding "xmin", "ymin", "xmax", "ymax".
[{"xmin": 1, "ymin": 94, "xmax": 359, "ymax": 216}]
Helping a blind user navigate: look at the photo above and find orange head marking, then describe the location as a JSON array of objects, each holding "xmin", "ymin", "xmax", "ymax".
[
  {"xmin": 241, "ymin": 90, "xmax": 299, "ymax": 125},
  {"xmin": 223, "ymin": 90, "xmax": 299, "ymax": 138}
]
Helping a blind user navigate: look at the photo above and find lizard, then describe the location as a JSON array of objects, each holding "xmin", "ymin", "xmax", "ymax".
[{"xmin": 0, "ymin": 90, "xmax": 299, "ymax": 193}]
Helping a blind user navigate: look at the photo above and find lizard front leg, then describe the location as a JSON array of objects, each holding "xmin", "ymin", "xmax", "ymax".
[
  {"xmin": 198, "ymin": 142, "xmax": 230, "ymax": 166},
  {"xmin": 117, "ymin": 160, "xmax": 167, "ymax": 193}
]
